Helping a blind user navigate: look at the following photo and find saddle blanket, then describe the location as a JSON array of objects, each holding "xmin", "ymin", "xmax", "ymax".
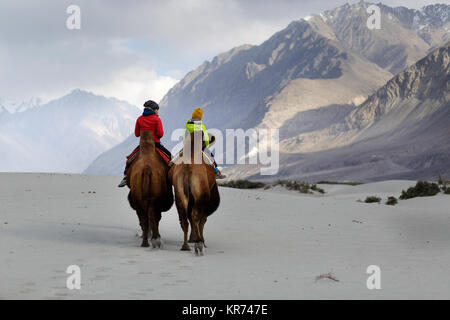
[
  {"xmin": 169, "ymin": 150, "xmax": 215, "ymax": 168},
  {"xmin": 126, "ymin": 146, "xmax": 171, "ymax": 164}
]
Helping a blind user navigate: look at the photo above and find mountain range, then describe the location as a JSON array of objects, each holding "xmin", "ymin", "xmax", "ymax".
[
  {"xmin": 228, "ymin": 41, "xmax": 450, "ymax": 181},
  {"xmin": 86, "ymin": 1, "xmax": 449, "ymax": 181},
  {"xmin": 0, "ymin": 90, "xmax": 140, "ymax": 173}
]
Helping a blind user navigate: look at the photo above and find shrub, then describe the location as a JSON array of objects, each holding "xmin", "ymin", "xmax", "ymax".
[
  {"xmin": 364, "ymin": 196, "xmax": 381, "ymax": 203},
  {"xmin": 273, "ymin": 180, "xmax": 312, "ymax": 194},
  {"xmin": 219, "ymin": 179, "xmax": 326, "ymax": 194},
  {"xmin": 273, "ymin": 180, "xmax": 325, "ymax": 194},
  {"xmin": 386, "ymin": 196, "xmax": 398, "ymax": 206},
  {"xmin": 218, "ymin": 180, "xmax": 266, "ymax": 189},
  {"xmin": 399, "ymin": 181, "xmax": 441, "ymax": 200},
  {"xmin": 437, "ymin": 174, "xmax": 449, "ymax": 186},
  {"xmin": 443, "ymin": 186, "xmax": 450, "ymax": 195},
  {"xmin": 316, "ymin": 181, "xmax": 363, "ymax": 186},
  {"xmin": 311, "ymin": 184, "xmax": 325, "ymax": 194}
]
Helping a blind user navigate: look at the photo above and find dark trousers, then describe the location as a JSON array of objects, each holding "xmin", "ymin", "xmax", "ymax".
[
  {"xmin": 155, "ymin": 142, "xmax": 172, "ymax": 159},
  {"xmin": 202, "ymin": 143, "xmax": 217, "ymax": 168}
]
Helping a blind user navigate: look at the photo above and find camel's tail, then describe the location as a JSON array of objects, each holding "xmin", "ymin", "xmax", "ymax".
[
  {"xmin": 188, "ymin": 172, "xmax": 210, "ymax": 210},
  {"xmin": 142, "ymin": 166, "xmax": 152, "ymax": 200},
  {"xmin": 180, "ymin": 172, "xmax": 191, "ymax": 214}
]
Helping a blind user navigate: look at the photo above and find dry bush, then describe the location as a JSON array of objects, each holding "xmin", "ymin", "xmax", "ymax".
[{"xmin": 315, "ymin": 272, "xmax": 339, "ymax": 282}]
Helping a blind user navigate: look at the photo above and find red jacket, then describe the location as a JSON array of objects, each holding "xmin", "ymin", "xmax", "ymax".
[{"xmin": 135, "ymin": 114, "xmax": 163, "ymax": 142}]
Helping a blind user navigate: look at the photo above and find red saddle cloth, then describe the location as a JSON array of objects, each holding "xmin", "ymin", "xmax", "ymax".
[{"xmin": 126, "ymin": 146, "xmax": 170, "ymax": 164}]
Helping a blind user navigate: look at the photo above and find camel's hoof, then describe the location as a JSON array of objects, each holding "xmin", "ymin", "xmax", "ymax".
[
  {"xmin": 180, "ymin": 244, "xmax": 191, "ymax": 251},
  {"xmin": 151, "ymin": 237, "xmax": 162, "ymax": 249},
  {"xmin": 141, "ymin": 241, "xmax": 149, "ymax": 248},
  {"xmin": 194, "ymin": 242, "xmax": 204, "ymax": 256}
]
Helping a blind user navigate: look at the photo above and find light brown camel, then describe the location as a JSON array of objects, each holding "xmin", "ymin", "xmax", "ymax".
[
  {"xmin": 169, "ymin": 131, "xmax": 220, "ymax": 255},
  {"xmin": 127, "ymin": 130, "xmax": 174, "ymax": 248}
]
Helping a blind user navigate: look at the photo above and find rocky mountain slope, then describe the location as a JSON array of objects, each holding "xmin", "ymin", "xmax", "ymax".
[
  {"xmin": 85, "ymin": 2, "xmax": 449, "ymax": 180},
  {"xmin": 229, "ymin": 41, "xmax": 449, "ymax": 181},
  {"xmin": 318, "ymin": 2, "xmax": 449, "ymax": 74}
]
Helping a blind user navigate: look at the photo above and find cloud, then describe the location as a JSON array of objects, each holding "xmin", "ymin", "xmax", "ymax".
[
  {"xmin": 0, "ymin": 0, "xmax": 444, "ymax": 104},
  {"xmin": 89, "ymin": 67, "xmax": 179, "ymax": 106}
]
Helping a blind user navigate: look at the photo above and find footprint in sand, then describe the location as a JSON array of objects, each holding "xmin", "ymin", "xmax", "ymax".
[
  {"xmin": 19, "ymin": 289, "xmax": 34, "ymax": 294},
  {"xmin": 96, "ymin": 266, "xmax": 113, "ymax": 272},
  {"xmin": 177, "ymin": 265, "xmax": 193, "ymax": 270},
  {"xmin": 160, "ymin": 272, "xmax": 174, "ymax": 278},
  {"xmin": 93, "ymin": 274, "xmax": 109, "ymax": 281},
  {"xmin": 169, "ymin": 259, "xmax": 181, "ymax": 264},
  {"xmin": 43, "ymin": 296, "xmax": 63, "ymax": 300},
  {"xmin": 54, "ymin": 292, "xmax": 69, "ymax": 297},
  {"xmin": 162, "ymin": 282, "xmax": 178, "ymax": 287},
  {"xmin": 175, "ymin": 279, "xmax": 189, "ymax": 283},
  {"xmin": 53, "ymin": 269, "xmax": 65, "ymax": 274},
  {"xmin": 130, "ymin": 292, "xmax": 142, "ymax": 297},
  {"xmin": 51, "ymin": 286, "xmax": 66, "ymax": 290}
]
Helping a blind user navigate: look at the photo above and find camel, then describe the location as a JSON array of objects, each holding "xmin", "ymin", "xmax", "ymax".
[
  {"xmin": 127, "ymin": 130, "xmax": 174, "ymax": 248},
  {"xmin": 169, "ymin": 131, "xmax": 220, "ymax": 255}
]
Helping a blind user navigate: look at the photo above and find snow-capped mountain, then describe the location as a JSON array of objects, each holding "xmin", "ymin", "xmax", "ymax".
[
  {"xmin": 0, "ymin": 97, "xmax": 41, "ymax": 114},
  {"xmin": 0, "ymin": 89, "xmax": 140, "ymax": 173},
  {"xmin": 0, "ymin": 105, "xmax": 8, "ymax": 116},
  {"xmin": 318, "ymin": 2, "xmax": 449, "ymax": 74},
  {"xmin": 85, "ymin": 2, "xmax": 449, "ymax": 181}
]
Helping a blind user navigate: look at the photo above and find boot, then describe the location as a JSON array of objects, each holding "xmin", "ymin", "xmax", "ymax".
[
  {"xmin": 118, "ymin": 176, "xmax": 127, "ymax": 188},
  {"xmin": 215, "ymin": 167, "xmax": 226, "ymax": 179}
]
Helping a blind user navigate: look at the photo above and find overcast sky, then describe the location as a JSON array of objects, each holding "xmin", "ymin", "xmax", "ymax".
[{"xmin": 0, "ymin": 0, "xmax": 446, "ymax": 107}]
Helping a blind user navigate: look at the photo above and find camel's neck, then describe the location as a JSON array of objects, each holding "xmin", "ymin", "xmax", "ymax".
[
  {"xmin": 140, "ymin": 141, "xmax": 156, "ymax": 157},
  {"xmin": 139, "ymin": 131, "xmax": 157, "ymax": 158}
]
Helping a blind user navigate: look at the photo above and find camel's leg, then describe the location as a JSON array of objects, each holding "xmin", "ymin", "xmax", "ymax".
[
  {"xmin": 188, "ymin": 214, "xmax": 195, "ymax": 243},
  {"xmin": 175, "ymin": 193, "xmax": 190, "ymax": 251},
  {"xmin": 149, "ymin": 208, "xmax": 162, "ymax": 249},
  {"xmin": 179, "ymin": 216, "xmax": 190, "ymax": 251},
  {"xmin": 137, "ymin": 209, "xmax": 149, "ymax": 247},
  {"xmin": 199, "ymin": 216, "xmax": 207, "ymax": 247},
  {"xmin": 191, "ymin": 207, "xmax": 203, "ymax": 255}
]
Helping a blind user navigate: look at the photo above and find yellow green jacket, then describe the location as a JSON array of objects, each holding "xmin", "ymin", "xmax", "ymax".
[{"xmin": 183, "ymin": 119, "xmax": 209, "ymax": 147}]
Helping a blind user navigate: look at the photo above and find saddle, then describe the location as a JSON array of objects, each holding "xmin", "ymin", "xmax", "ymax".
[
  {"xmin": 126, "ymin": 146, "xmax": 171, "ymax": 165},
  {"xmin": 169, "ymin": 150, "xmax": 215, "ymax": 168},
  {"xmin": 169, "ymin": 135, "xmax": 216, "ymax": 168}
]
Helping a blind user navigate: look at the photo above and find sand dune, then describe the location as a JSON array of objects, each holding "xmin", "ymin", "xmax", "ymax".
[{"xmin": 1, "ymin": 173, "xmax": 449, "ymax": 299}]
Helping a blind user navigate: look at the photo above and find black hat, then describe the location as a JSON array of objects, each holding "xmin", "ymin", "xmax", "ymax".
[{"xmin": 143, "ymin": 100, "xmax": 159, "ymax": 110}]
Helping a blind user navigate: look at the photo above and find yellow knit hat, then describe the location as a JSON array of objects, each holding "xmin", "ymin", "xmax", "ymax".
[{"xmin": 192, "ymin": 107, "xmax": 203, "ymax": 120}]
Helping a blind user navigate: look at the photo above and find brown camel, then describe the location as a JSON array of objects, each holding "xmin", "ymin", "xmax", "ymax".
[
  {"xmin": 169, "ymin": 131, "xmax": 220, "ymax": 255},
  {"xmin": 127, "ymin": 130, "xmax": 174, "ymax": 248}
]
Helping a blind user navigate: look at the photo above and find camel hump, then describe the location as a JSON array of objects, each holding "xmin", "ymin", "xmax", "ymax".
[{"xmin": 189, "ymin": 172, "xmax": 210, "ymax": 203}]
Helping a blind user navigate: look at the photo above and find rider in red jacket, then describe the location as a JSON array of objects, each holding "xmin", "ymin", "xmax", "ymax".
[
  {"xmin": 135, "ymin": 109, "xmax": 163, "ymax": 142},
  {"xmin": 118, "ymin": 100, "xmax": 171, "ymax": 187}
]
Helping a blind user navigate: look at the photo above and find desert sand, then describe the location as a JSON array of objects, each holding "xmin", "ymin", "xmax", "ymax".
[{"xmin": 1, "ymin": 173, "xmax": 449, "ymax": 299}]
